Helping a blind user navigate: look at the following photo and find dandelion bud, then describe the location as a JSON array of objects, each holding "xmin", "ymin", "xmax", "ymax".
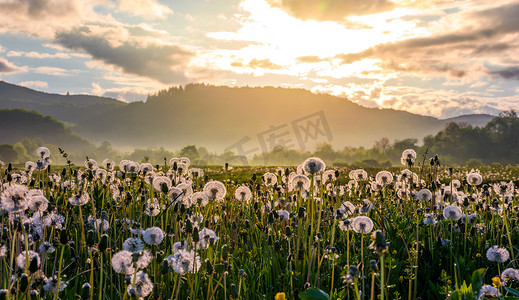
[
  {"xmin": 29, "ymin": 256, "xmax": 40, "ymax": 273},
  {"xmin": 205, "ymin": 259, "xmax": 213, "ymax": 275},
  {"xmin": 193, "ymin": 227, "xmax": 200, "ymax": 243},
  {"xmin": 348, "ymin": 265, "xmax": 358, "ymax": 277},
  {"xmin": 20, "ymin": 274, "xmax": 29, "ymax": 293},
  {"xmin": 59, "ymin": 230, "xmax": 68, "ymax": 244},
  {"xmin": 298, "ymin": 207, "xmax": 305, "ymax": 218},
  {"xmin": 222, "ymin": 244, "xmax": 229, "ymax": 261},
  {"xmin": 185, "ymin": 219, "xmax": 193, "ymax": 234},
  {"xmin": 0, "ymin": 289, "xmax": 7, "ymax": 300},
  {"xmin": 99, "ymin": 234, "xmax": 108, "ymax": 252},
  {"xmin": 285, "ymin": 226, "xmax": 292, "ymax": 238},
  {"xmin": 370, "ymin": 259, "xmax": 378, "ymax": 272},
  {"xmin": 86, "ymin": 230, "xmax": 95, "ymax": 246}
]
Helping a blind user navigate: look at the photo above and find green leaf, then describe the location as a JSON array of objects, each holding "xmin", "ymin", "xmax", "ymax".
[
  {"xmin": 298, "ymin": 287, "xmax": 329, "ymax": 300},
  {"xmin": 471, "ymin": 268, "xmax": 487, "ymax": 296},
  {"xmin": 505, "ymin": 287, "xmax": 519, "ymax": 297}
]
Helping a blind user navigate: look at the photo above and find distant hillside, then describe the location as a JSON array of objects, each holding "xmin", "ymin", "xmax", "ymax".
[
  {"xmin": 442, "ymin": 114, "xmax": 495, "ymax": 128},
  {"xmin": 0, "ymin": 82, "xmax": 497, "ymax": 152},
  {"xmin": 0, "ymin": 109, "xmax": 94, "ymax": 152},
  {"xmin": 0, "ymin": 81, "xmax": 126, "ymax": 125},
  {"xmin": 72, "ymin": 84, "xmax": 496, "ymax": 151}
]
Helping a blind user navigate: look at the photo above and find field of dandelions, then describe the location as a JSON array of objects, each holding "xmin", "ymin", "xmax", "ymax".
[{"xmin": 1, "ymin": 147, "xmax": 519, "ymax": 300}]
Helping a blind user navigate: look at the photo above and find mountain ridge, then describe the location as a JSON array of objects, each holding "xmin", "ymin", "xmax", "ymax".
[{"xmin": 0, "ymin": 81, "xmax": 497, "ymax": 152}]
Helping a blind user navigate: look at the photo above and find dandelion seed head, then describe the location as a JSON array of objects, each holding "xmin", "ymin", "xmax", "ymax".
[
  {"xmin": 352, "ymin": 216, "xmax": 374, "ymax": 234},
  {"xmin": 123, "ymin": 238, "xmax": 144, "ymax": 253},
  {"xmin": 142, "ymin": 227, "xmax": 164, "ymax": 245},
  {"xmin": 443, "ymin": 205, "xmax": 463, "ymax": 221},
  {"xmin": 486, "ymin": 245, "xmax": 509, "ymax": 263},
  {"xmin": 111, "ymin": 250, "xmax": 134, "ymax": 275},
  {"xmin": 302, "ymin": 157, "xmax": 326, "ymax": 175}
]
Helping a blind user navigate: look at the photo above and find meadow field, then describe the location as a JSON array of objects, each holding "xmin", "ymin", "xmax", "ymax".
[{"xmin": 1, "ymin": 147, "xmax": 518, "ymax": 300}]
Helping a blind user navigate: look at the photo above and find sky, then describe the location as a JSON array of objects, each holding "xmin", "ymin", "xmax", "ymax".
[{"xmin": 0, "ymin": 0, "xmax": 518, "ymax": 118}]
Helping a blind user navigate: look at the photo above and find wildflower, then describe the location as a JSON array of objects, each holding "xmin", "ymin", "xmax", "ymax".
[
  {"xmin": 492, "ymin": 277, "xmax": 501, "ymax": 287},
  {"xmin": 478, "ymin": 285, "xmax": 499, "ymax": 299},
  {"xmin": 152, "ymin": 176, "xmax": 172, "ymax": 192},
  {"xmin": 349, "ymin": 169, "xmax": 368, "ymax": 181},
  {"xmin": 123, "ymin": 238, "xmax": 144, "ymax": 253},
  {"xmin": 28, "ymin": 195, "xmax": 49, "ymax": 212},
  {"xmin": 466, "ymin": 171, "xmax": 482, "ymax": 186},
  {"xmin": 416, "ymin": 189, "xmax": 432, "ymax": 201},
  {"xmin": 134, "ymin": 250, "xmax": 153, "ymax": 269},
  {"xmin": 111, "ymin": 250, "xmax": 134, "ymax": 274},
  {"xmin": 43, "ymin": 276, "xmax": 67, "ymax": 293},
  {"xmin": 493, "ymin": 181, "xmax": 514, "ymax": 196},
  {"xmin": 338, "ymin": 201, "xmax": 355, "ymax": 217},
  {"xmin": 323, "ymin": 169, "xmax": 336, "ymax": 183},
  {"xmin": 127, "ymin": 271, "xmax": 153, "ymax": 298},
  {"xmin": 486, "ymin": 246, "xmax": 509, "ymax": 263},
  {"xmin": 339, "ymin": 219, "xmax": 352, "ymax": 231},
  {"xmin": 0, "ymin": 245, "xmax": 6, "ymax": 258},
  {"xmin": 352, "ymin": 216, "xmax": 374, "ymax": 234},
  {"xmin": 16, "ymin": 251, "xmax": 40, "ymax": 271},
  {"xmin": 142, "ymin": 227, "xmax": 164, "ymax": 245},
  {"xmin": 167, "ymin": 249, "xmax": 201, "ymax": 274},
  {"xmin": 375, "ymin": 171, "xmax": 393, "ymax": 186},
  {"xmin": 25, "ymin": 161, "xmax": 37, "ymax": 172},
  {"xmin": 102, "ymin": 159, "xmax": 115, "ymax": 171},
  {"xmin": 291, "ymin": 174, "xmax": 311, "ymax": 191},
  {"xmin": 68, "ymin": 193, "xmax": 89, "ymax": 206},
  {"xmin": 191, "ymin": 191, "xmax": 209, "ymax": 207},
  {"xmin": 88, "ymin": 216, "xmax": 109, "ymax": 232},
  {"xmin": 423, "ymin": 214, "xmax": 437, "ymax": 225},
  {"xmin": 140, "ymin": 163, "xmax": 154, "ymax": 174},
  {"xmin": 368, "ymin": 230, "xmax": 388, "ymax": 254},
  {"xmin": 302, "ymin": 157, "xmax": 326, "ymax": 175},
  {"xmin": 197, "ymin": 228, "xmax": 219, "ymax": 249},
  {"xmin": 235, "ymin": 185, "xmax": 252, "ymax": 202},
  {"xmin": 277, "ymin": 210, "xmax": 290, "ymax": 221},
  {"xmin": 167, "ymin": 187, "xmax": 184, "ymax": 203},
  {"xmin": 39, "ymin": 241, "xmax": 55, "ymax": 254},
  {"xmin": 84, "ymin": 159, "xmax": 98, "ymax": 170},
  {"xmin": 144, "ymin": 198, "xmax": 161, "ymax": 216},
  {"xmin": 1, "ymin": 184, "xmax": 29, "ymax": 213},
  {"xmin": 36, "ymin": 147, "xmax": 51, "ymax": 159},
  {"xmin": 401, "ymin": 149, "xmax": 417, "ymax": 166},
  {"xmin": 501, "ymin": 268, "xmax": 519, "ymax": 284},
  {"xmin": 203, "ymin": 181, "xmax": 227, "ymax": 201},
  {"xmin": 275, "ymin": 292, "xmax": 286, "ymax": 300},
  {"xmin": 443, "ymin": 205, "xmax": 462, "ymax": 221}
]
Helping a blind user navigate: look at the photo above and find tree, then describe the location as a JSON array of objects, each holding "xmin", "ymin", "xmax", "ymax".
[
  {"xmin": 374, "ymin": 137, "xmax": 391, "ymax": 152},
  {"xmin": 179, "ymin": 145, "xmax": 200, "ymax": 160},
  {"xmin": 0, "ymin": 144, "xmax": 18, "ymax": 162}
]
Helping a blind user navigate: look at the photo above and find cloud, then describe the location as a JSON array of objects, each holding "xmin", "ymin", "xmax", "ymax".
[
  {"xmin": 118, "ymin": 0, "xmax": 173, "ymax": 19},
  {"xmin": 266, "ymin": 0, "xmax": 396, "ymax": 21},
  {"xmin": 55, "ymin": 26, "xmax": 195, "ymax": 84},
  {"xmin": 7, "ymin": 50, "xmax": 71, "ymax": 59},
  {"xmin": 0, "ymin": 57, "xmax": 24, "ymax": 73},
  {"xmin": 490, "ymin": 67, "xmax": 519, "ymax": 80},
  {"xmin": 232, "ymin": 58, "xmax": 284, "ymax": 70},
  {"xmin": 32, "ymin": 66, "xmax": 80, "ymax": 76},
  {"xmin": 19, "ymin": 80, "xmax": 48, "ymax": 88},
  {"xmin": 91, "ymin": 82, "xmax": 151, "ymax": 102},
  {"xmin": 0, "ymin": 0, "xmax": 82, "ymax": 38}
]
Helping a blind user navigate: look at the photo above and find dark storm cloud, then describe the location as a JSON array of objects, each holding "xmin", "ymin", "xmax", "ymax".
[{"xmin": 55, "ymin": 27, "xmax": 194, "ymax": 84}]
